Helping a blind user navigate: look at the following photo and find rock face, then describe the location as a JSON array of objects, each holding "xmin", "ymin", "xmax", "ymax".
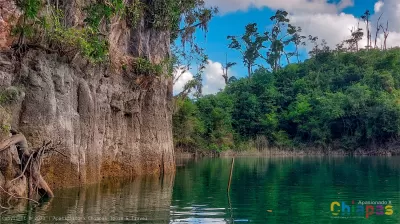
[
  {"xmin": 0, "ymin": 0, "xmax": 175, "ymax": 189},
  {"xmin": 0, "ymin": 49, "xmax": 175, "ymax": 188},
  {"xmin": 0, "ymin": 52, "xmax": 175, "ymax": 188},
  {"xmin": 0, "ymin": 0, "xmax": 21, "ymax": 50}
]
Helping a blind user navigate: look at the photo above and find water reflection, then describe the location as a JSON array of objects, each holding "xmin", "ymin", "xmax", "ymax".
[
  {"xmin": 0, "ymin": 174, "xmax": 174, "ymax": 223},
  {"xmin": 171, "ymin": 156, "xmax": 400, "ymax": 223},
  {"xmin": 0, "ymin": 156, "xmax": 399, "ymax": 223}
]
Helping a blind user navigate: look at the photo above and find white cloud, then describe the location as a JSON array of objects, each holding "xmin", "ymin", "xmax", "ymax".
[
  {"xmin": 338, "ymin": 0, "xmax": 354, "ymax": 10},
  {"xmin": 374, "ymin": 1, "xmax": 384, "ymax": 13},
  {"xmin": 289, "ymin": 12, "xmax": 368, "ymax": 49},
  {"xmin": 173, "ymin": 67, "xmax": 193, "ymax": 95},
  {"xmin": 175, "ymin": 1, "xmax": 400, "ymax": 96},
  {"xmin": 288, "ymin": 2, "xmax": 400, "ymax": 51},
  {"xmin": 205, "ymin": 0, "xmax": 354, "ymax": 14},
  {"xmin": 368, "ymin": 0, "xmax": 400, "ymax": 48},
  {"xmin": 386, "ymin": 32, "xmax": 400, "ymax": 48},
  {"xmin": 375, "ymin": 32, "xmax": 400, "ymax": 49},
  {"xmin": 202, "ymin": 60, "xmax": 227, "ymax": 95},
  {"xmin": 371, "ymin": 0, "xmax": 400, "ymax": 33},
  {"xmin": 173, "ymin": 60, "xmax": 228, "ymax": 96}
]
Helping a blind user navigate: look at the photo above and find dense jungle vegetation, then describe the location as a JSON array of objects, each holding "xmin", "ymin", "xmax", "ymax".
[
  {"xmin": 173, "ymin": 10, "xmax": 400, "ymax": 153},
  {"xmin": 7, "ymin": 1, "xmax": 400, "ymax": 153}
]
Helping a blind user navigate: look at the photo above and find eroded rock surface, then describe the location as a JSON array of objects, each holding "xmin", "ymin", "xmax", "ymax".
[
  {"xmin": 0, "ymin": 0, "xmax": 175, "ymax": 189},
  {"xmin": 0, "ymin": 50, "xmax": 174, "ymax": 188},
  {"xmin": 0, "ymin": 0, "xmax": 21, "ymax": 50}
]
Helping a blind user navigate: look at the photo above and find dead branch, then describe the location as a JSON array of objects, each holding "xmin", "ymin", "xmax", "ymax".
[
  {"xmin": 374, "ymin": 13, "xmax": 383, "ymax": 48},
  {"xmin": 50, "ymin": 149, "xmax": 68, "ymax": 158},
  {"xmin": 0, "ymin": 186, "xmax": 39, "ymax": 205},
  {"xmin": 381, "ymin": 21, "xmax": 390, "ymax": 50},
  {"xmin": 10, "ymin": 153, "xmax": 33, "ymax": 184}
]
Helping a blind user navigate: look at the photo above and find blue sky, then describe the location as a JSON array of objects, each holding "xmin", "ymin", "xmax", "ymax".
[{"xmin": 174, "ymin": 0, "xmax": 400, "ymax": 95}]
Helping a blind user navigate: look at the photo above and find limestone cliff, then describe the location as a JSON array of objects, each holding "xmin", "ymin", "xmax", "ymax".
[{"xmin": 0, "ymin": 0, "xmax": 175, "ymax": 189}]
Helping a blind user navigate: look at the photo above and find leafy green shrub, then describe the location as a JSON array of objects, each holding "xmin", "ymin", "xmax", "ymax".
[
  {"xmin": 127, "ymin": 0, "xmax": 145, "ymax": 26},
  {"xmin": 133, "ymin": 58, "xmax": 163, "ymax": 76},
  {"xmin": 1, "ymin": 124, "xmax": 11, "ymax": 134},
  {"xmin": 84, "ymin": 0, "xmax": 125, "ymax": 30},
  {"xmin": 44, "ymin": 8, "xmax": 110, "ymax": 63},
  {"xmin": 0, "ymin": 88, "xmax": 21, "ymax": 105}
]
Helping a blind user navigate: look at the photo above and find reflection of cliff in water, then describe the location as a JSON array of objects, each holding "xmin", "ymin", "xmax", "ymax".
[{"xmin": 16, "ymin": 174, "xmax": 174, "ymax": 223}]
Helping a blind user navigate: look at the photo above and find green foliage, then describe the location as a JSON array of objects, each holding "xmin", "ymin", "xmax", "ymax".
[
  {"xmin": 12, "ymin": 0, "xmax": 42, "ymax": 39},
  {"xmin": 0, "ymin": 106, "xmax": 11, "ymax": 138},
  {"xmin": 148, "ymin": 0, "xmax": 217, "ymax": 40},
  {"xmin": 1, "ymin": 124, "xmax": 11, "ymax": 134},
  {"xmin": 84, "ymin": 0, "xmax": 125, "ymax": 30},
  {"xmin": 195, "ymin": 93, "xmax": 235, "ymax": 151},
  {"xmin": 168, "ymin": 1, "xmax": 217, "ymax": 96},
  {"xmin": 13, "ymin": 0, "xmax": 214, "ymax": 67},
  {"xmin": 173, "ymin": 98, "xmax": 205, "ymax": 149},
  {"xmin": 173, "ymin": 93, "xmax": 234, "ymax": 151},
  {"xmin": 41, "ymin": 9, "xmax": 109, "ymax": 63},
  {"xmin": 174, "ymin": 49, "xmax": 400, "ymax": 152},
  {"xmin": 149, "ymin": 0, "xmax": 181, "ymax": 30},
  {"xmin": 227, "ymin": 10, "xmax": 305, "ymax": 74},
  {"xmin": 13, "ymin": 1, "xmax": 111, "ymax": 63},
  {"xmin": 0, "ymin": 88, "xmax": 21, "ymax": 105},
  {"xmin": 16, "ymin": 0, "xmax": 42, "ymax": 19},
  {"xmin": 133, "ymin": 58, "xmax": 163, "ymax": 76},
  {"xmin": 227, "ymin": 23, "xmax": 268, "ymax": 77},
  {"xmin": 127, "ymin": 0, "xmax": 145, "ymax": 26}
]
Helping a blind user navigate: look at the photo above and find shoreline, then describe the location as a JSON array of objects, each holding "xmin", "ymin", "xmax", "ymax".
[{"xmin": 175, "ymin": 147, "xmax": 400, "ymax": 159}]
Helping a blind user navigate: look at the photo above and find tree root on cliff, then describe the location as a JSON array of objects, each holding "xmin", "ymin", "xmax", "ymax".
[
  {"xmin": 0, "ymin": 133, "xmax": 58, "ymax": 208},
  {"xmin": 0, "ymin": 134, "xmax": 29, "ymax": 155}
]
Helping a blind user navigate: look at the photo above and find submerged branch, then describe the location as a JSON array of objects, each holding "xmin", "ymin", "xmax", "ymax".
[{"xmin": 0, "ymin": 186, "xmax": 39, "ymax": 205}]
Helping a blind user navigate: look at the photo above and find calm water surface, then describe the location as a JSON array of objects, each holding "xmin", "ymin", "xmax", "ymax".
[{"xmin": 1, "ymin": 157, "xmax": 399, "ymax": 223}]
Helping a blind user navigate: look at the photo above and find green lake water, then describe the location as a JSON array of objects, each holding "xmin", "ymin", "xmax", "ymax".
[{"xmin": 1, "ymin": 156, "xmax": 399, "ymax": 223}]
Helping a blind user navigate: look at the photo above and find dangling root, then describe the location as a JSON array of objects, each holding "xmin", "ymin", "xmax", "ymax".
[
  {"xmin": 0, "ymin": 133, "xmax": 59, "ymax": 206},
  {"xmin": 0, "ymin": 134, "xmax": 29, "ymax": 155}
]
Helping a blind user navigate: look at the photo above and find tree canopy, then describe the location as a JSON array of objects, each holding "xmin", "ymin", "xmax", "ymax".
[{"xmin": 173, "ymin": 48, "xmax": 400, "ymax": 152}]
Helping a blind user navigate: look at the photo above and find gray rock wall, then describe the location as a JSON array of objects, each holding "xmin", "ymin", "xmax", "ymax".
[
  {"xmin": 0, "ymin": 0, "xmax": 176, "ymax": 189},
  {"xmin": 0, "ymin": 0, "xmax": 175, "ymax": 189},
  {"xmin": 0, "ymin": 49, "xmax": 175, "ymax": 188}
]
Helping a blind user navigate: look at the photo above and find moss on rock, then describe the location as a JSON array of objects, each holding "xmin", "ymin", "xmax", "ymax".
[
  {"xmin": 0, "ymin": 86, "xmax": 23, "ymax": 106},
  {"xmin": 0, "ymin": 106, "xmax": 11, "ymax": 141}
]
